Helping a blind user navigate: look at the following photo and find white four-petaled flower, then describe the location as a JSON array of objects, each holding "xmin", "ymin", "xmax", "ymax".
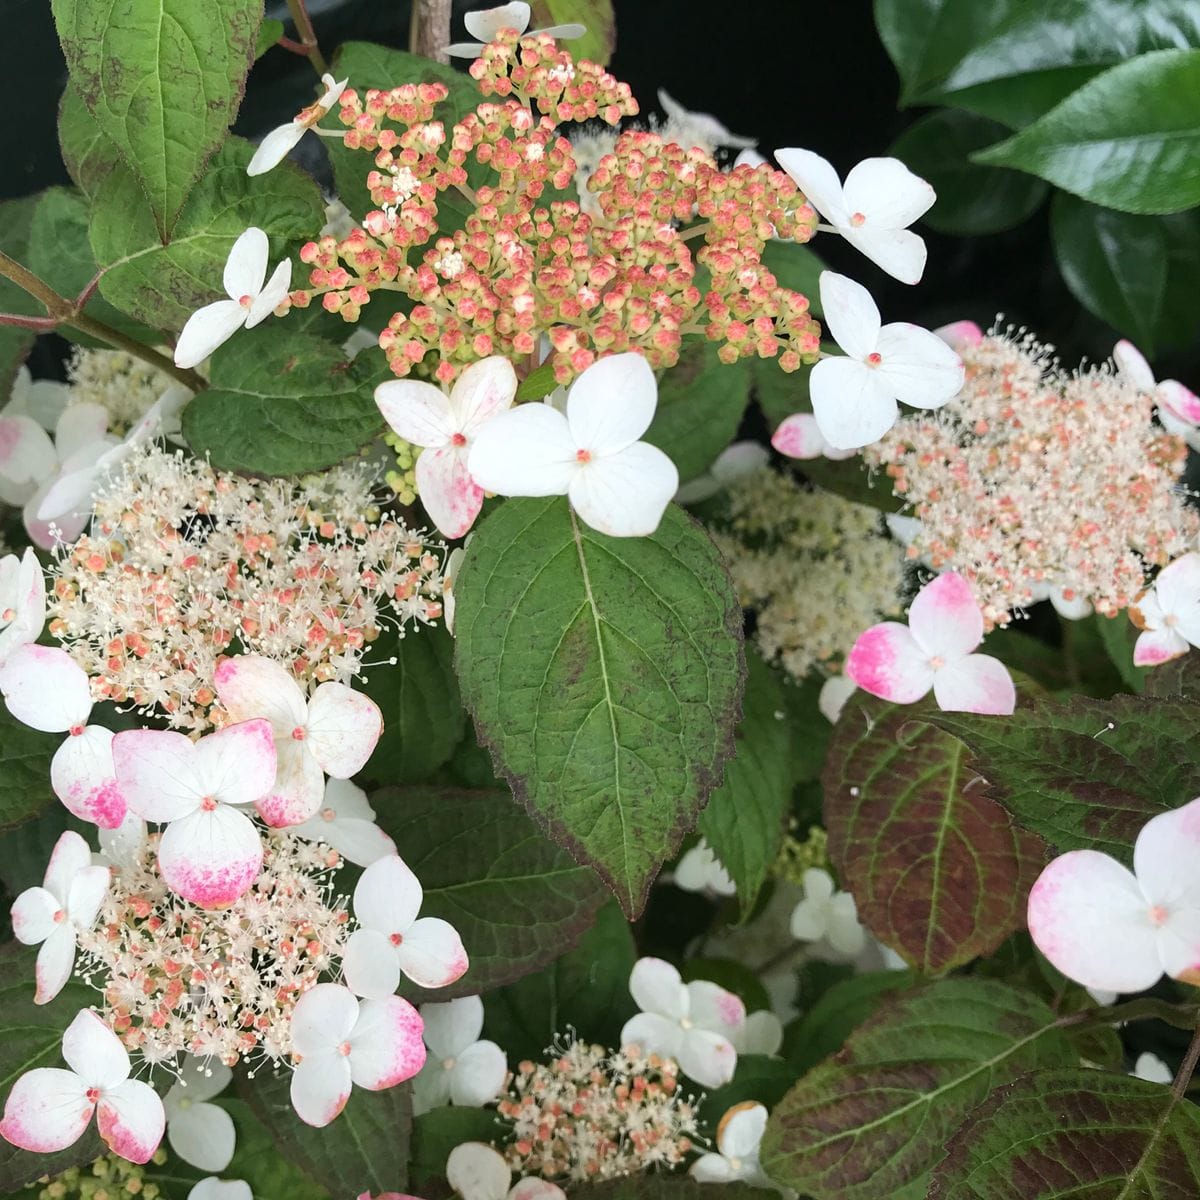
[
  {"xmin": 846, "ymin": 571, "xmax": 1016, "ymax": 715},
  {"xmin": 1129, "ymin": 553, "xmax": 1200, "ymax": 667},
  {"xmin": 164, "ymin": 1058, "xmax": 236, "ymax": 1173},
  {"xmin": 288, "ymin": 983, "xmax": 426, "ymax": 1128},
  {"xmin": 689, "ymin": 1102, "xmax": 772, "ymax": 1187},
  {"xmin": 247, "ymin": 73, "xmax": 349, "ymax": 176},
  {"xmin": 789, "ymin": 868, "xmax": 865, "ymax": 957},
  {"xmin": 174, "ymin": 228, "xmax": 292, "ymax": 368},
  {"xmin": 1114, "ymin": 339, "xmax": 1200, "ymax": 449},
  {"xmin": 1028, "ymin": 796, "xmax": 1200, "ymax": 994},
  {"xmin": 412, "ymin": 995, "xmax": 507, "ymax": 1114},
  {"xmin": 445, "ymin": 2, "xmax": 585, "ymax": 57},
  {"xmin": 805, "ymin": 271, "xmax": 964, "ymax": 451},
  {"xmin": 11, "ymin": 830, "xmax": 109, "ymax": 1005},
  {"xmin": 375, "ymin": 357, "xmax": 518, "ymax": 538},
  {"xmin": 342, "ymin": 853, "xmax": 470, "ymax": 997},
  {"xmin": 0, "ymin": 1010, "xmax": 165, "ymax": 1163},
  {"xmin": 290, "ymin": 778, "xmax": 397, "ymax": 867},
  {"xmin": 770, "ymin": 411, "xmax": 857, "ymax": 462},
  {"xmin": 775, "ymin": 148, "xmax": 935, "ymax": 284},
  {"xmin": 468, "ymin": 353, "xmax": 679, "ymax": 537},
  {"xmin": 0, "ymin": 548, "xmax": 45, "ymax": 666}
]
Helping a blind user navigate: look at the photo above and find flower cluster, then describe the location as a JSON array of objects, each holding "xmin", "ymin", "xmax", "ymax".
[
  {"xmin": 710, "ymin": 468, "xmax": 905, "ymax": 681},
  {"xmin": 863, "ymin": 327, "xmax": 1199, "ymax": 627},
  {"xmin": 46, "ymin": 444, "xmax": 444, "ymax": 731},
  {"xmin": 65, "ymin": 348, "xmax": 176, "ymax": 434},
  {"xmin": 497, "ymin": 1037, "xmax": 700, "ymax": 1182},
  {"xmin": 25, "ymin": 1148, "xmax": 168, "ymax": 1200}
]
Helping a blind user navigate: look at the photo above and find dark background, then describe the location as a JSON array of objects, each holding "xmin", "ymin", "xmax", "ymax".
[{"xmin": 4, "ymin": 0, "xmax": 1189, "ymax": 383}]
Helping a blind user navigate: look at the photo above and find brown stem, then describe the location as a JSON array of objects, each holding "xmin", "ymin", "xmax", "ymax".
[
  {"xmin": 285, "ymin": 0, "xmax": 330, "ymax": 75},
  {"xmin": 1172, "ymin": 1021, "xmax": 1200, "ymax": 1101},
  {"xmin": 0, "ymin": 312, "xmax": 59, "ymax": 332},
  {"xmin": 0, "ymin": 250, "xmax": 204, "ymax": 391},
  {"xmin": 410, "ymin": 0, "xmax": 453, "ymax": 63}
]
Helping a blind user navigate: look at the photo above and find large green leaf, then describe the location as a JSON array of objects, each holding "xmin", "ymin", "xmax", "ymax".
[
  {"xmin": 928, "ymin": 693, "xmax": 1200, "ymax": 862},
  {"xmin": 760, "ymin": 979, "xmax": 1077, "ymax": 1200},
  {"xmin": 51, "ymin": 0, "xmax": 262, "ymax": 239},
  {"xmin": 57, "ymin": 84, "xmax": 121, "ymax": 200},
  {"xmin": 974, "ymin": 50, "xmax": 1200, "ymax": 214},
  {"xmin": 411, "ymin": 1107, "xmax": 508, "ymax": 1193},
  {"xmin": 0, "ymin": 701, "xmax": 61, "ymax": 831},
  {"xmin": 530, "ymin": 0, "xmax": 616, "ymax": 65},
  {"xmin": 180, "ymin": 325, "xmax": 385, "ymax": 475},
  {"xmin": 576, "ymin": 1182, "xmax": 779, "ymax": 1200},
  {"xmin": 929, "ymin": 1069, "xmax": 1200, "ymax": 1197},
  {"xmin": 697, "ymin": 652, "xmax": 796, "ymax": 912},
  {"xmin": 823, "ymin": 694, "xmax": 1046, "ymax": 973},
  {"xmin": 0, "ymin": 806, "xmax": 91, "ymax": 895},
  {"xmin": 90, "ymin": 136, "xmax": 323, "ymax": 332},
  {"xmin": 374, "ymin": 786, "xmax": 606, "ymax": 998},
  {"xmin": 890, "ymin": 109, "xmax": 1047, "ymax": 235},
  {"xmin": 453, "ymin": 497, "xmax": 746, "ymax": 917},
  {"xmin": 1050, "ymin": 194, "xmax": 1169, "ymax": 351}
]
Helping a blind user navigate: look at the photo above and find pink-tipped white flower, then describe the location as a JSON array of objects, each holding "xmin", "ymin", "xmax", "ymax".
[
  {"xmin": 1114, "ymin": 339, "xmax": 1200, "ymax": 447},
  {"xmin": 468, "ymin": 353, "xmax": 679, "ymax": 537},
  {"xmin": 212, "ymin": 654, "xmax": 383, "ymax": 827},
  {"xmin": 1129, "ymin": 553, "xmax": 1200, "ymax": 667},
  {"xmin": 290, "ymin": 778, "xmax": 396, "ymax": 867},
  {"xmin": 0, "ymin": 1009, "xmax": 165, "ymax": 1163},
  {"xmin": 771, "ymin": 412, "xmax": 858, "ymax": 462},
  {"xmin": 445, "ymin": 2, "xmax": 585, "ymax": 57},
  {"xmin": 789, "ymin": 868, "xmax": 865, "ymax": 957},
  {"xmin": 164, "ymin": 1058, "xmax": 235, "ymax": 1173},
  {"xmin": 619, "ymin": 958, "xmax": 745, "ymax": 1088},
  {"xmin": 0, "ymin": 547, "xmax": 45, "ymax": 664},
  {"xmin": 775, "ymin": 148, "xmax": 935, "ymax": 284},
  {"xmin": 375, "ymin": 357, "xmax": 518, "ymax": 538},
  {"xmin": 342, "ymin": 854, "xmax": 469, "ymax": 997},
  {"xmin": 447, "ymin": 1142, "xmax": 567, "ymax": 1200},
  {"xmin": 1027, "ymin": 796, "xmax": 1200, "ymax": 994},
  {"xmin": 809, "ymin": 272, "xmax": 964, "ymax": 450},
  {"xmin": 111, "ymin": 719, "xmax": 277, "ymax": 907},
  {"xmin": 412, "ymin": 995, "xmax": 507, "ymax": 1114},
  {"xmin": 11, "ymin": 830, "xmax": 109, "ymax": 1005},
  {"xmin": 674, "ymin": 840, "xmax": 736, "ymax": 897},
  {"xmin": 689, "ymin": 1102, "xmax": 771, "ymax": 1186},
  {"xmin": 288, "ymin": 983, "xmax": 426, "ymax": 1127},
  {"xmin": 934, "ymin": 320, "xmax": 985, "ymax": 354},
  {"xmin": 0, "ymin": 644, "xmax": 126, "ymax": 828},
  {"xmin": 174, "ymin": 229, "xmax": 292, "ymax": 368},
  {"xmin": 846, "ymin": 571, "xmax": 1015, "ymax": 715},
  {"xmin": 247, "ymin": 73, "xmax": 348, "ymax": 176}
]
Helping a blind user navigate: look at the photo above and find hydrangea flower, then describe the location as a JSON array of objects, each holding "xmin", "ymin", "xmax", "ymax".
[
  {"xmin": 804, "ymin": 271, "xmax": 964, "ymax": 451},
  {"xmin": 731, "ymin": 1011, "xmax": 784, "ymax": 1057},
  {"xmin": 674, "ymin": 840, "xmax": 736, "ymax": 897},
  {"xmin": 771, "ymin": 411, "xmax": 857, "ymax": 462},
  {"xmin": 247, "ymin": 73, "xmax": 348, "ymax": 176},
  {"xmin": 111, "ymin": 719, "xmax": 277, "ymax": 907},
  {"xmin": 213, "ymin": 654, "xmax": 383, "ymax": 827},
  {"xmin": 445, "ymin": 2, "xmax": 585, "ymax": 57},
  {"xmin": 0, "ymin": 644, "xmax": 126, "ymax": 827},
  {"xmin": 290, "ymin": 778, "xmax": 396, "ymax": 867},
  {"xmin": 0, "ymin": 547, "xmax": 45, "ymax": 665},
  {"xmin": 846, "ymin": 571, "xmax": 1016, "ymax": 715},
  {"xmin": 468, "ymin": 353, "xmax": 679, "ymax": 537},
  {"xmin": 447, "ymin": 1142, "xmax": 566, "ymax": 1200},
  {"xmin": 0, "ymin": 1010, "xmax": 165, "ymax": 1163},
  {"xmin": 1134, "ymin": 1052, "xmax": 1173, "ymax": 1085},
  {"xmin": 1129, "ymin": 553, "xmax": 1200, "ymax": 667},
  {"xmin": 789, "ymin": 867, "xmax": 865, "ymax": 957},
  {"xmin": 11, "ymin": 830, "xmax": 109, "ymax": 1004},
  {"xmin": 174, "ymin": 228, "xmax": 292, "ymax": 368},
  {"xmin": 1028, "ymin": 796, "xmax": 1200, "ymax": 995},
  {"xmin": 619, "ymin": 958, "xmax": 744, "ymax": 1088},
  {"xmin": 689, "ymin": 1102, "xmax": 772, "ymax": 1186},
  {"xmin": 288, "ymin": 983, "xmax": 426, "ymax": 1127},
  {"xmin": 774, "ymin": 148, "xmax": 935, "ymax": 284},
  {"xmin": 164, "ymin": 1059, "xmax": 235, "ymax": 1173},
  {"xmin": 375, "ymin": 357, "xmax": 518, "ymax": 538},
  {"xmin": 412, "ymin": 995, "xmax": 507, "ymax": 1114},
  {"xmin": 1115, "ymin": 338, "xmax": 1200, "ymax": 448},
  {"xmin": 342, "ymin": 853, "xmax": 470, "ymax": 997}
]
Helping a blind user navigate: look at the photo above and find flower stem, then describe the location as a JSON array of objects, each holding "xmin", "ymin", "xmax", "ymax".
[
  {"xmin": 409, "ymin": 0, "xmax": 453, "ymax": 63},
  {"xmin": 285, "ymin": 0, "xmax": 329, "ymax": 76},
  {"xmin": 0, "ymin": 250, "xmax": 204, "ymax": 391}
]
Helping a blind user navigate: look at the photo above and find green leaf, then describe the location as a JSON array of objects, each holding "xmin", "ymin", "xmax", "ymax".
[
  {"xmin": 574, "ymin": 1181, "xmax": 777, "ymax": 1200},
  {"xmin": 929, "ymin": 1069, "xmax": 1200, "ymax": 1197},
  {"xmin": 411, "ymin": 1107, "xmax": 508, "ymax": 1192},
  {"xmin": 0, "ymin": 701, "xmax": 60, "ymax": 831},
  {"xmin": 698, "ymin": 1055, "xmax": 798, "ymax": 1136},
  {"xmin": 927, "ymin": 693, "xmax": 1200, "ymax": 862},
  {"xmin": 697, "ymin": 652, "xmax": 796, "ymax": 912},
  {"xmin": 180, "ymin": 325, "xmax": 385, "ymax": 475},
  {"xmin": 0, "ymin": 944, "xmax": 106, "ymax": 1189},
  {"xmin": 374, "ymin": 786, "xmax": 606, "ymax": 998},
  {"xmin": 256, "ymin": 18, "xmax": 285, "ymax": 58},
  {"xmin": 530, "ymin": 0, "xmax": 617, "ymax": 65},
  {"xmin": 58, "ymin": 84, "xmax": 121, "ymax": 200},
  {"xmin": 1051, "ymin": 193, "xmax": 1168, "ymax": 350},
  {"xmin": 453, "ymin": 497, "xmax": 746, "ymax": 917},
  {"xmin": 890, "ymin": 109, "xmax": 1047, "ymax": 235},
  {"xmin": 1091, "ymin": 611, "xmax": 1148, "ymax": 694},
  {"xmin": 823, "ymin": 693, "xmax": 1045, "ymax": 973},
  {"xmin": 646, "ymin": 344, "xmax": 751, "ymax": 498},
  {"xmin": 51, "ymin": 0, "xmax": 262, "ymax": 239},
  {"xmin": 483, "ymin": 900, "xmax": 637, "ymax": 1061},
  {"xmin": 238, "ymin": 1068, "xmax": 412, "ymax": 1196},
  {"xmin": 90, "ymin": 136, "xmax": 323, "ymax": 333},
  {"xmin": 517, "ymin": 362, "xmax": 559, "ymax": 401},
  {"xmin": 974, "ymin": 50, "xmax": 1200, "ymax": 214},
  {"xmin": 0, "ymin": 805, "xmax": 91, "ymax": 896},
  {"xmin": 760, "ymin": 979, "xmax": 1077, "ymax": 1200},
  {"xmin": 361, "ymin": 623, "xmax": 466, "ymax": 785}
]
